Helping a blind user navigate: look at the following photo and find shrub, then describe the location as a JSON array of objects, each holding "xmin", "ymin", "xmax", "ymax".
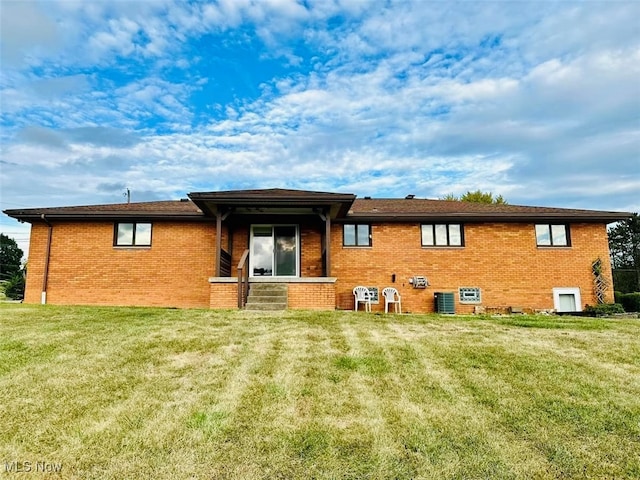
[
  {"xmin": 3, "ymin": 273, "xmax": 25, "ymax": 300},
  {"xmin": 584, "ymin": 303, "xmax": 625, "ymax": 317},
  {"xmin": 619, "ymin": 293, "xmax": 640, "ymax": 312},
  {"xmin": 614, "ymin": 291, "xmax": 624, "ymax": 304}
]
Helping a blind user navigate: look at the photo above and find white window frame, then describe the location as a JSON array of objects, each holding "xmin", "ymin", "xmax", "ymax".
[
  {"xmin": 249, "ymin": 224, "xmax": 300, "ymax": 278},
  {"xmin": 553, "ymin": 287, "xmax": 582, "ymax": 312}
]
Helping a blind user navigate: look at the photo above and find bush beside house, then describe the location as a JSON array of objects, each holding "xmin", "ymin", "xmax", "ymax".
[{"xmin": 614, "ymin": 291, "xmax": 640, "ymax": 312}]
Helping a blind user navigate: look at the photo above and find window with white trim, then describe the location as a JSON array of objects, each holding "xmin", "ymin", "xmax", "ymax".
[
  {"xmin": 535, "ymin": 224, "xmax": 570, "ymax": 247},
  {"xmin": 114, "ymin": 223, "xmax": 152, "ymax": 246},
  {"xmin": 344, "ymin": 224, "xmax": 371, "ymax": 247},
  {"xmin": 553, "ymin": 287, "xmax": 582, "ymax": 312},
  {"xmin": 421, "ymin": 224, "xmax": 463, "ymax": 247}
]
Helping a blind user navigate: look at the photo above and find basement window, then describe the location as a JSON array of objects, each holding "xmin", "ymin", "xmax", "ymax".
[
  {"xmin": 114, "ymin": 223, "xmax": 152, "ymax": 247},
  {"xmin": 459, "ymin": 287, "xmax": 481, "ymax": 304},
  {"xmin": 367, "ymin": 287, "xmax": 379, "ymax": 304}
]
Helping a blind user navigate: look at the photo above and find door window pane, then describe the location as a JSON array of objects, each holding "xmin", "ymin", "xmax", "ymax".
[
  {"xmin": 275, "ymin": 226, "xmax": 296, "ymax": 276},
  {"xmin": 252, "ymin": 228, "xmax": 273, "ymax": 276}
]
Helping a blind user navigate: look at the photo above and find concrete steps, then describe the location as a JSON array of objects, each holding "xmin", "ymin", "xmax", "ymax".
[{"xmin": 244, "ymin": 283, "xmax": 288, "ymax": 311}]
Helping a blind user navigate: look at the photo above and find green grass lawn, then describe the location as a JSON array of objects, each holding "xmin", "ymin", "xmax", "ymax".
[{"xmin": 1, "ymin": 305, "xmax": 639, "ymax": 479}]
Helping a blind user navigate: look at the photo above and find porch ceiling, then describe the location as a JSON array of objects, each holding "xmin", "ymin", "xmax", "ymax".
[{"xmin": 188, "ymin": 188, "xmax": 356, "ymax": 219}]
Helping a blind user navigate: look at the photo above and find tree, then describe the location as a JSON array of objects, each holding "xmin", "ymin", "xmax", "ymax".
[
  {"xmin": 441, "ymin": 190, "xmax": 508, "ymax": 204},
  {"xmin": 0, "ymin": 233, "xmax": 23, "ymax": 280},
  {"xmin": 608, "ymin": 213, "xmax": 640, "ymax": 292}
]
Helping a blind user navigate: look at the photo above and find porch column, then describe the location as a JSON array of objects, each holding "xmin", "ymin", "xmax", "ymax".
[
  {"xmin": 325, "ymin": 214, "xmax": 331, "ymax": 277},
  {"xmin": 215, "ymin": 212, "xmax": 222, "ymax": 276}
]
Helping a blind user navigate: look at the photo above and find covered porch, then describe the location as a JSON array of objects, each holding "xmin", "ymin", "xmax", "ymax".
[{"xmin": 187, "ymin": 189, "xmax": 355, "ymax": 309}]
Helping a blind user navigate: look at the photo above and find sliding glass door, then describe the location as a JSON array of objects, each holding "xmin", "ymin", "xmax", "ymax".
[{"xmin": 250, "ymin": 225, "xmax": 298, "ymax": 277}]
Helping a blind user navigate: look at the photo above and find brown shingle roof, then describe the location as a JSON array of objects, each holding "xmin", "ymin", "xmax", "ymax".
[
  {"xmin": 3, "ymin": 192, "xmax": 631, "ymax": 223},
  {"xmin": 348, "ymin": 198, "xmax": 630, "ymax": 222},
  {"xmin": 189, "ymin": 188, "xmax": 355, "ymax": 199},
  {"xmin": 3, "ymin": 200, "xmax": 203, "ymax": 221}
]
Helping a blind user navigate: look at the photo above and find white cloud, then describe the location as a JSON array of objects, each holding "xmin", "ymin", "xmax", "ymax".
[
  {"xmin": 0, "ymin": 1, "xmax": 60, "ymax": 66},
  {"xmin": 1, "ymin": 0, "xmax": 639, "ymax": 245}
]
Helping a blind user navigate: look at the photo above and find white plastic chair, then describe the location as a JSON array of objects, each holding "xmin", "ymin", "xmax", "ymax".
[
  {"xmin": 353, "ymin": 286, "xmax": 372, "ymax": 312},
  {"xmin": 382, "ymin": 287, "xmax": 402, "ymax": 313}
]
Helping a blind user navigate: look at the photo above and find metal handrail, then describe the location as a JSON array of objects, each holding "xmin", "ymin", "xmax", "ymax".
[{"xmin": 237, "ymin": 249, "xmax": 250, "ymax": 308}]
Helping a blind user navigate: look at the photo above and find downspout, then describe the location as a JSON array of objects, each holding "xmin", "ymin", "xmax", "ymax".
[{"xmin": 41, "ymin": 214, "xmax": 53, "ymax": 305}]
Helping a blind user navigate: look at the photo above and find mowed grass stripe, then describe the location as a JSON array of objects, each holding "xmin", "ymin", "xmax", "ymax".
[
  {"xmin": 425, "ymin": 322, "xmax": 640, "ymax": 478},
  {"xmin": 1, "ymin": 305, "xmax": 639, "ymax": 479},
  {"xmin": 366, "ymin": 321, "xmax": 549, "ymax": 479}
]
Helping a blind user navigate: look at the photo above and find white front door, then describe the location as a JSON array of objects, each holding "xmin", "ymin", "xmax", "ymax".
[{"xmin": 250, "ymin": 225, "xmax": 298, "ymax": 277}]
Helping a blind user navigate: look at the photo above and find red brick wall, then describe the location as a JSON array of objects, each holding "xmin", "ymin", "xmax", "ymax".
[
  {"xmin": 288, "ymin": 282, "xmax": 336, "ymax": 310},
  {"xmin": 24, "ymin": 223, "xmax": 48, "ymax": 304},
  {"xmin": 331, "ymin": 222, "xmax": 614, "ymax": 313},
  {"xmin": 300, "ymin": 225, "xmax": 324, "ymax": 277},
  {"xmin": 209, "ymin": 282, "xmax": 237, "ymax": 308},
  {"xmin": 25, "ymin": 221, "xmax": 215, "ymax": 308},
  {"xmin": 23, "ymin": 218, "xmax": 614, "ymax": 313}
]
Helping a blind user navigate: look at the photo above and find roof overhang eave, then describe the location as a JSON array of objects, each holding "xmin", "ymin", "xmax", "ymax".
[
  {"xmin": 188, "ymin": 194, "xmax": 357, "ymax": 219},
  {"xmin": 342, "ymin": 212, "xmax": 632, "ymax": 223},
  {"xmin": 3, "ymin": 212, "xmax": 208, "ymax": 222}
]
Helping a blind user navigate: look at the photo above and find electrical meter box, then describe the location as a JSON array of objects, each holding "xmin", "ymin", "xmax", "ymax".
[{"xmin": 411, "ymin": 276, "xmax": 428, "ymax": 289}]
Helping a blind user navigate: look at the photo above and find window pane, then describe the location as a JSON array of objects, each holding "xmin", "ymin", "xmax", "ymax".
[
  {"xmin": 357, "ymin": 225, "xmax": 370, "ymax": 246},
  {"xmin": 344, "ymin": 224, "xmax": 356, "ymax": 246},
  {"xmin": 117, "ymin": 223, "xmax": 134, "ymax": 245},
  {"xmin": 275, "ymin": 226, "xmax": 296, "ymax": 276},
  {"xmin": 558, "ymin": 293, "xmax": 576, "ymax": 311},
  {"xmin": 551, "ymin": 225, "xmax": 567, "ymax": 246},
  {"xmin": 449, "ymin": 224, "xmax": 462, "ymax": 246},
  {"xmin": 135, "ymin": 223, "xmax": 152, "ymax": 246},
  {"xmin": 421, "ymin": 225, "xmax": 434, "ymax": 245},
  {"xmin": 535, "ymin": 225, "xmax": 551, "ymax": 246},
  {"xmin": 435, "ymin": 224, "xmax": 448, "ymax": 246}
]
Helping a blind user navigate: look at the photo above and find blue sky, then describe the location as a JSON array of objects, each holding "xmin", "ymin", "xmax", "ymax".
[{"xmin": 1, "ymin": 0, "xmax": 639, "ymax": 255}]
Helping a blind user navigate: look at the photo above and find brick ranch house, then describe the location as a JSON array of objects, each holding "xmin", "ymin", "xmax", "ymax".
[{"xmin": 3, "ymin": 188, "xmax": 630, "ymax": 313}]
